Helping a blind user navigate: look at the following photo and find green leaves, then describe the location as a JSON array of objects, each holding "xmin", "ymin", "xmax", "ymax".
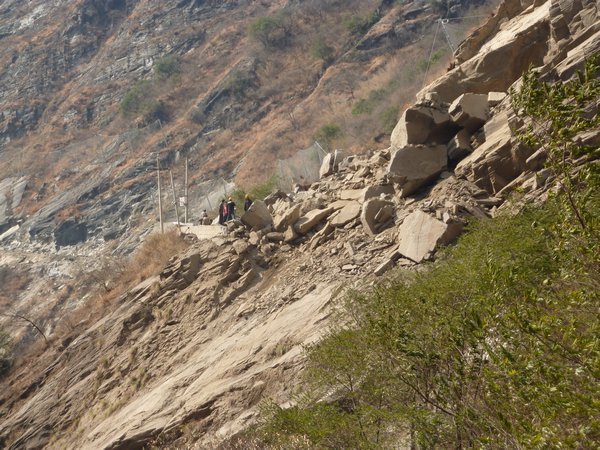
[
  {"xmin": 153, "ymin": 55, "xmax": 181, "ymax": 81},
  {"xmin": 248, "ymin": 15, "xmax": 290, "ymax": 49},
  {"xmin": 314, "ymin": 123, "xmax": 343, "ymax": 150},
  {"xmin": 257, "ymin": 201, "xmax": 599, "ymax": 448}
]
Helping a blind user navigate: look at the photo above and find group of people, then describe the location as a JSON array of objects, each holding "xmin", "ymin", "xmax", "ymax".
[
  {"xmin": 194, "ymin": 194, "xmax": 254, "ymax": 226},
  {"xmin": 218, "ymin": 197, "xmax": 236, "ymax": 225},
  {"xmin": 217, "ymin": 195, "xmax": 253, "ymax": 225}
]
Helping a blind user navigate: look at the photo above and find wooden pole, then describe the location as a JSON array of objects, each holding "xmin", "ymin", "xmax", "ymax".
[
  {"xmin": 184, "ymin": 157, "xmax": 189, "ymax": 224},
  {"xmin": 157, "ymin": 155, "xmax": 164, "ymax": 234},
  {"xmin": 170, "ymin": 170, "xmax": 181, "ymax": 229}
]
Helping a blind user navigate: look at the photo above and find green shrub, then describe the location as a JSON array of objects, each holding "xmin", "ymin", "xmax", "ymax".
[
  {"xmin": 142, "ymin": 100, "xmax": 168, "ymax": 123},
  {"xmin": 153, "ymin": 55, "xmax": 180, "ymax": 80},
  {"xmin": 231, "ymin": 175, "xmax": 280, "ymax": 208},
  {"xmin": 351, "ymin": 88, "xmax": 390, "ymax": 116},
  {"xmin": 380, "ymin": 105, "xmax": 400, "ymax": 134},
  {"xmin": 343, "ymin": 11, "xmax": 379, "ymax": 36},
  {"xmin": 418, "ymin": 49, "xmax": 445, "ymax": 73},
  {"xmin": 260, "ymin": 200, "xmax": 599, "ymax": 448},
  {"xmin": 511, "ymin": 57, "xmax": 600, "ymax": 242},
  {"xmin": 248, "ymin": 15, "xmax": 290, "ymax": 49},
  {"xmin": 312, "ymin": 38, "xmax": 334, "ymax": 64},
  {"xmin": 120, "ymin": 81, "xmax": 153, "ymax": 115},
  {"xmin": 314, "ymin": 123, "xmax": 342, "ymax": 150},
  {"xmin": 351, "ymin": 98, "xmax": 372, "ymax": 115},
  {"xmin": 224, "ymin": 70, "xmax": 255, "ymax": 100},
  {"xmin": 120, "ymin": 80, "xmax": 149, "ymax": 115},
  {"xmin": 367, "ymin": 88, "xmax": 386, "ymax": 103},
  {"xmin": 120, "ymin": 81, "xmax": 168, "ymax": 122}
]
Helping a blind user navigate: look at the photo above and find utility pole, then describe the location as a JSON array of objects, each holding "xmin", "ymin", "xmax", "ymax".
[
  {"xmin": 170, "ymin": 170, "xmax": 180, "ymax": 230},
  {"xmin": 157, "ymin": 154, "xmax": 164, "ymax": 234},
  {"xmin": 184, "ymin": 157, "xmax": 189, "ymax": 224}
]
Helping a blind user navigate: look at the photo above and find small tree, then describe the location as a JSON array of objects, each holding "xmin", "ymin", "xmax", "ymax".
[
  {"xmin": 312, "ymin": 37, "xmax": 334, "ymax": 65},
  {"xmin": 224, "ymin": 69, "xmax": 256, "ymax": 100},
  {"xmin": 120, "ymin": 81, "xmax": 169, "ymax": 123},
  {"xmin": 351, "ymin": 98, "xmax": 372, "ymax": 115},
  {"xmin": 314, "ymin": 123, "xmax": 342, "ymax": 150},
  {"xmin": 248, "ymin": 15, "xmax": 290, "ymax": 49},
  {"xmin": 153, "ymin": 55, "xmax": 181, "ymax": 80},
  {"xmin": 343, "ymin": 10, "xmax": 379, "ymax": 36}
]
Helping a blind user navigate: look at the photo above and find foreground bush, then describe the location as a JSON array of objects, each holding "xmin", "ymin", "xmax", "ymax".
[{"xmin": 258, "ymin": 195, "xmax": 599, "ymax": 447}]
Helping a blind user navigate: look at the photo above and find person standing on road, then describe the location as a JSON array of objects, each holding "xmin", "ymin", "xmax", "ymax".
[
  {"xmin": 218, "ymin": 199, "xmax": 227, "ymax": 225},
  {"xmin": 226, "ymin": 197, "xmax": 236, "ymax": 221}
]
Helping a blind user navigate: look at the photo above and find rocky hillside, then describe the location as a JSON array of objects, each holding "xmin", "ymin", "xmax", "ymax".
[
  {"xmin": 0, "ymin": 0, "xmax": 598, "ymax": 448},
  {"xmin": 0, "ymin": 0, "xmax": 498, "ymax": 381},
  {"xmin": 0, "ymin": 0, "xmax": 497, "ymax": 247}
]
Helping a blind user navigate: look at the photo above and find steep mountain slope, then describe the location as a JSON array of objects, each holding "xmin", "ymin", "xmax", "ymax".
[
  {"xmin": 0, "ymin": 0, "xmax": 499, "ymax": 371},
  {"xmin": 0, "ymin": 0, "xmax": 597, "ymax": 448}
]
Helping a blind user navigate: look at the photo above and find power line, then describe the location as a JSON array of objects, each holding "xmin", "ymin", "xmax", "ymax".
[
  {"xmin": 421, "ymin": 19, "xmax": 441, "ymax": 91},
  {"xmin": 440, "ymin": 19, "xmax": 455, "ymax": 53}
]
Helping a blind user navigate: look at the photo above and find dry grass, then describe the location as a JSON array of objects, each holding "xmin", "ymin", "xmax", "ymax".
[
  {"xmin": 86, "ymin": 229, "xmax": 189, "ymax": 308},
  {"xmin": 5, "ymin": 230, "xmax": 188, "ymax": 385},
  {"xmin": 0, "ymin": 267, "xmax": 32, "ymax": 308}
]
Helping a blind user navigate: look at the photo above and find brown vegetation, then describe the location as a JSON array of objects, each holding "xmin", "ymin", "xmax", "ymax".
[{"xmin": 0, "ymin": 268, "xmax": 32, "ymax": 307}]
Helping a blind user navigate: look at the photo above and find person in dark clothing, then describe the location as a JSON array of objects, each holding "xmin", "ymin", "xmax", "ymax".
[
  {"xmin": 226, "ymin": 197, "xmax": 235, "ymax": 221},
  {"xmin": 244, "ymin": 194, "xmax": 253, "ymax": 212},
  {"xmin": 218, "ymin": 199, "xmax": 227, "ymax": 225}
]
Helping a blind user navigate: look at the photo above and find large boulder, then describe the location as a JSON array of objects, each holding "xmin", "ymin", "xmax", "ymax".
[
  {"xmin": 241, "ymin": 200, "xmax": 273, "ymax": 231},
  {"xmin": 388, "ymin": 144, "xmax": 447, "ymax": 196},
  {"xmin": 330, "ymin": 201, "xmax": 361, "ymax": 227},
  {"xmin": 273, "ymin": 204, "xmax": 301, "ymax": 232},
  {"xmin": 391, "ymin": 103, "xmax": 459, "ymax": 149},
  {"xmin": 448, "ymin": 93, "xmax": 489, "ymax": 132},
  {"xmin": 397, "ymin": 210, "xmax": 463, "ymax": 263},
  {"xmin": 361, "ymin": 184, "xmax": 395, "ymax": 203},
  {"xmin": 551, "ymin": 27, "xmax": 600, "ymax": 80},
  {"xmin": 319, "ymin": 153, "xmax": 337, "ymax": 178},
  {"xmin": 488, "ymin": 91, "xmax": 507, "ymax": 107},
  {"xmin": 294, "ymin": 207, "xmax": 334, "ymax": 234},
  {"xmin": 455, "ymin": 110, "xmax": 534, "ymax": 194},
  {"xmin": 361, "ymin": 198, "xmax": 395, "ymax": 236},
  {"xmin": 263, "ymin": 190, "xmax": 289, "ymax": 207},
  {"xmin": 447, "ymin": 129, "xmax": 472, "ymax": 161},
  {"xmin": 0, "ymin": 176, "xmax": 27, "ymax": 231},
  {"xmin": 54, "ymin": 219, "xmax": 88, "ymax": 248},
  {"xmin": 339, "ymin": 189, "xmax": 364, "ymax": 201}
]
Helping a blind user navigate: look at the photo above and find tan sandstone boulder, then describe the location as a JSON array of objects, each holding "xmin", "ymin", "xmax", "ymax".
[
  {"xmin": 294, "ymin": 207, "xmax": 334, "ymax": 234},
  {"xmin": 448, "ymin": 93, "xmax": 489, "ymax": 132},
  {"xmin": 330, "ymin": 201, "xmax": 361, "ymax": 227},
  {"xmin": 361, "ymin": 198, "xmax": 395, "ymax": 236},
  {"xmin": 241, "ymin": 200, "xmax": 273, "ymax": 231},
  {"xmin": 397, "ymin": 210, "xmax": 464, "ymax": 262},
  {"xmin": 388, "ymin": 144, "xmax": 447, "ymax": 196}
]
